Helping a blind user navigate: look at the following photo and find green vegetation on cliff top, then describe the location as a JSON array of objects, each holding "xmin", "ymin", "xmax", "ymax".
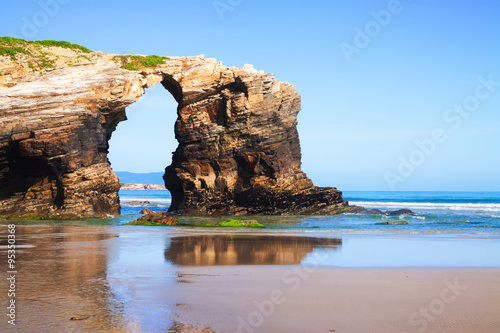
[
  {"xmin": 0, "ymin": 36, "xmax": 91, "ymax": 60},
  {"xmin": 113, "ymin": 54, "xmax": 170, "ymax": 71},
  {"xmin": 0, "ymin": 37, "xmax": 169, "ymax": 72},
  {"xmin": 0, "ymin": 36, "xmax": 91, "ymax": 72}
]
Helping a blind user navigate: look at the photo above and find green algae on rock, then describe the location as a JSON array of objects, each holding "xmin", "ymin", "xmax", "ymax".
[
  {"xmin": 125, "ymin": 210, "xmax": 180, "ymax": 226},
  {"xmin": 375, "ymin": 221, "xmax": 409, "ymax": 225},
  {"xmin": 199, "ymin": 219, "xmax": 264, "ymax": 228}
]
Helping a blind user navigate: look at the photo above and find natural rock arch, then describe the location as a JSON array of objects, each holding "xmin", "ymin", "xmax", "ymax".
[{"xmin": 0, "ymin": 52, "xmax": 346, "ymax": 218}]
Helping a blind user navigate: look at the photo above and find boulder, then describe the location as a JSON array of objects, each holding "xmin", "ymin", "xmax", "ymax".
[{"xmin": 127, "ymin": 210, "xmax": 179, "ymax": 226}]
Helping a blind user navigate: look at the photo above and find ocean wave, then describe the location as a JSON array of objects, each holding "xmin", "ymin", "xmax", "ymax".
[
  {"xmin": 349, "ymin": 201, "xmax": 500, "ymax": 213},
  {"xmin": 122, "ymin": 197, "xmax": 172, "ymax": 207}
]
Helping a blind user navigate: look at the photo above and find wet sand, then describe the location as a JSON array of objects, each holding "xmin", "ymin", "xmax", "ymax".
[
  {"xmin": 0, "ymin": 225, "xmax": 499, "ymax": 332},
  {"xmin": 170, "ymin": 266, "xmax": 500, "ymax": 333}
]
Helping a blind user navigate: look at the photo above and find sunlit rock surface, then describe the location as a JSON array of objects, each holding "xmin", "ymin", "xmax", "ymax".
[{"xmin": 0, "ymin": 44, "xmax": 346, "ymax": 218}]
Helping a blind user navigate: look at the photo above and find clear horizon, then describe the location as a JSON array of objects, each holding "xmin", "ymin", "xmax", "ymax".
[{"xmin": 3, "ymin": 0, "xmax": 499, "ymax": 191}]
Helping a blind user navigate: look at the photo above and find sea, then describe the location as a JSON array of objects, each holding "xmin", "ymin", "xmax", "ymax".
[
  {"xmin": 1, "ymin": 190, "xmax": 499, "ymax": 331},
  {"xmin": 117, "ymin": 190, "xmax": 500, "ymax": 238}
]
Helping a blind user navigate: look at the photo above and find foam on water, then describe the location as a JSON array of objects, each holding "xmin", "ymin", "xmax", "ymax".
[
  {"xmin": 114, "ymin": 190, "xmax": 500, "ymax": 237},
  {"xmin": 350, "ymin": 201, "xmax": 500, "ymax": 213},
  {"xmin": 120, "ymin": 190, "xmax": 173, "ymax": 208}
]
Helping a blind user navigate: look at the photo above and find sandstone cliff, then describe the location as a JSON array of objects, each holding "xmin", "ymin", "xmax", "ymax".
[{"xmin": 0, "ymin": 38, "xmax": 346, "ymax": 218}]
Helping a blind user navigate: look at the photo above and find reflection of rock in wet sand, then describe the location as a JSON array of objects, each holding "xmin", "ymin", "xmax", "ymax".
[
  {"xmin": 0, "ymin": 226, "xmax": 120, "ymax": 332},
  {"xmin": 164, "ymin": 235, "xmax": 342, "ymax": 266}
]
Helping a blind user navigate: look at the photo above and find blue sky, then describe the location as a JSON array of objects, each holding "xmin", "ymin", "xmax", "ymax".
[{"xmin": 2, "ymin": 0, "xmax": 499, "ymax": 191}]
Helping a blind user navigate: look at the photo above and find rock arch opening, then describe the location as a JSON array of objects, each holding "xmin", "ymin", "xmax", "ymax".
[
  {"xmin": 108, "ymin": 84, "xmax": 178, "ymax": 185},
  {"xmin": 107, "ymin": 76, "xmax": 186, "ymax": 214}
]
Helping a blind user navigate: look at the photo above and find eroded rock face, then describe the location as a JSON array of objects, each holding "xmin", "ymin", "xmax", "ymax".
[{"xmin": 0, "ymin": 47, "xmax": 346, "ymax": 218}]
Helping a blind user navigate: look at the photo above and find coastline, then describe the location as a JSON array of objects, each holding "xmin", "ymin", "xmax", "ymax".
[
  {"xmin": 1, "ymin": 224, "xmax": 499, "ymax": 332},
  {"xmin": 120, "ymin": 183, "xmax": 167, "ymax": 191}
]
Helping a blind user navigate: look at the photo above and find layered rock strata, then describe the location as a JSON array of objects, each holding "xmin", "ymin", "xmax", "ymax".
[{"xmin": 0, "ymin": 44, "xmax": 346, "ymax": 218}]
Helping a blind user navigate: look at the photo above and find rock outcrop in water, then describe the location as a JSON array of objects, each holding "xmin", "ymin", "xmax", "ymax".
[{"xmin": 0, "ymin": 39, "xmax": 347, "ymax": 218}]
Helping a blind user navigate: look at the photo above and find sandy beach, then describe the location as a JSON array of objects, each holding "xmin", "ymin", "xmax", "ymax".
[
  {"xmin": 169, "ymin": 266, "xmax": 500, "ymax": 333},
  {"xmin": 1, "ymin": 225, "xmax": 499, "ymax": 332}
]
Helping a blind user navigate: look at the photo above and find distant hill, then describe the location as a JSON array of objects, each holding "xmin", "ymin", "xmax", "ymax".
[
  {"xmin": 115, "ymin": 172, "xmax": 165, "ymax": 185},
  {"xmin": 120, "ymin": 183, "xmax": 166, "ymax": 190}
]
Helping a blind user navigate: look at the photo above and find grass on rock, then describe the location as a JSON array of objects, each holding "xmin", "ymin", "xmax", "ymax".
[
  {"xmin": 0, "ymin": 36, "xmax": 91, "ymax": 72},
  {"xmin": 1, "ymin": 36, "xmax": 169, "ymax": 74},
  {"xmin": 113, "ymin": 54, "xmax": 170, "ymax": 71}
]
